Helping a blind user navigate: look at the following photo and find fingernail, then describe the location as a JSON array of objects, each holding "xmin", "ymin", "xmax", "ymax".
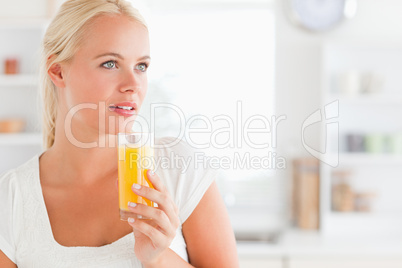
[
  {"xmin": 150, "ymin": 170, "xmax": 155, "ymax": 175},
  {"xmin": 128, "ymin": 202, "xmax": 137, "ymax": 208},
  {"xmin": 132, "ymin": 183, "xmax": 141, "ymax": 190},
  {"xmin": 128, "ymin": 217, "xmax": 135, "ymax": 223}
]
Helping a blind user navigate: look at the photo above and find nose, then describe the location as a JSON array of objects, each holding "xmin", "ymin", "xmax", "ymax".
[{"xmin": 119, "ymin": 69, "xmax": 141, "ymax": 93}]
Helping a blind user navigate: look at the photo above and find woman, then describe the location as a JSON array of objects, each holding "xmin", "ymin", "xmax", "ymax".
[{"xmin": 0, "ymin": 0, "xmax": 238, "ymax": 267}]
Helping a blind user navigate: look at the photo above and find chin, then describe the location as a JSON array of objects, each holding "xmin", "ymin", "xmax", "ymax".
[{"xmin": 110, "ymin": 115, "xmax": 137, "ymax": 134}]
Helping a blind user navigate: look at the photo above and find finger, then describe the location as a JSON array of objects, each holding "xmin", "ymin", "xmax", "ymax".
[
  {"xmin": 133, "ymin": 170, "xmax": 170, "ymax": 205},
  {"xmin": 145, "ymin": 169, "xmax": 166, "ymax": 193},
  {"xmin": 128, "ymin": 202, "xmax": 175, "ymax": 237},
  {"xmin": 131, "ymin": 184, "xmax": 180, "ymax": 228},
  {"xmin": 131, "ymin": 184, "xmax": 180, "ymax": 229},
  {"xmin": 132, "ymin": 171, "xmax": 172, "ymax": 210},
  {"xmin": 145, "ymin": 170, "xmax": 177, "ymax": 213},
  {"xmin": 128, "ymin": 217, "xmax": 171, "ymax": 249}
]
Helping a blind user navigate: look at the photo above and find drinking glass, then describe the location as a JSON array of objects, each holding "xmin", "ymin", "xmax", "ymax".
[{"xmin": 118, "ymin": 132, "xmax": 155, "ymax": 221}]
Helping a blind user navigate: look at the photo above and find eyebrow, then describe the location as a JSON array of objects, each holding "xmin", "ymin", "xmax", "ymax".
[{"xmin": 93, "ymin": 52, "xmax": 151, "ymax": 61}]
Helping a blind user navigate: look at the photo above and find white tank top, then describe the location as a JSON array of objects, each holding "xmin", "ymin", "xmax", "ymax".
[{"xmin": 0, "ymin": 137, "xmax": 217, "ymax": 267}]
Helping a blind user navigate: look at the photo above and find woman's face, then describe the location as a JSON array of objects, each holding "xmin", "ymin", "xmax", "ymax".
[{"xmin": 59, "ymin": 14, "xmax": 150, "ymax": 139}]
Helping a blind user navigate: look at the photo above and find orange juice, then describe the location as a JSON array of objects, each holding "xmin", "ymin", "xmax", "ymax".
[{"xmin": 118, "ymin": 143, "xmax": 154, "ymax": 221}]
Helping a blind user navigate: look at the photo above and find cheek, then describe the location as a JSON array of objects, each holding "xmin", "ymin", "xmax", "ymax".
[
  {"xmin": 62, "ymin": 70, "xmax": 111, "ymax": 126},
  {"xmin": 138, "ymin": 78, "xmax": 148, "ymax": 104},
  {"xmin": 140, "ymin": 86, "xmax": 148, "ymax": 101},
  {"xmin": 68, "ymin": 72, "xmax": 109, "ymax": 105}
]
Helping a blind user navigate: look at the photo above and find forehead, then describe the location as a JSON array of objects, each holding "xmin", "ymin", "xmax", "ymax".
[{"xmin": 77, "ymin": 14, "xmax": 149, "ymax": 57}]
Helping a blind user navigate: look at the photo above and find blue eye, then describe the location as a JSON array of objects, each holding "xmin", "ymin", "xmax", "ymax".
[
  {"xmin": 136, "ymin": 63, "xmax": 148, "ymax": 72},
  {"xmin": 102, "ymin": 61, "xmax": 116, "ymax": 69}
]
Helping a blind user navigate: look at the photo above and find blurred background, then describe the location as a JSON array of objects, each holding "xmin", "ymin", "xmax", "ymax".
[{"xmin": 0, "ymin": 0, "xmax": 402, "ymax": 267}]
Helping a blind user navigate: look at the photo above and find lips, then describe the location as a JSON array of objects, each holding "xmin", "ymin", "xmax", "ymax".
[{"xmin": 109, "ymin": 102, "xmax": 138, "ymax": 117}]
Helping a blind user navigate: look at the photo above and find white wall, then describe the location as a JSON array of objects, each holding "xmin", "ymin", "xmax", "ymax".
[{"xmin": 0, "ymin": 0, "xmax": 48, "ymax": 18}]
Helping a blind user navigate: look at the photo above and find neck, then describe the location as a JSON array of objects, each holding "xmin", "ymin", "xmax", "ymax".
[{"xmin": 41, "ymin": 118, "xmax": 119, "ymax": 186}]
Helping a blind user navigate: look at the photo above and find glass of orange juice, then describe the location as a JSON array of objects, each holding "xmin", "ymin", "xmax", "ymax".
[{"xmin": 118, "ymin": 132, "xmax": 155, "ymax": 221}]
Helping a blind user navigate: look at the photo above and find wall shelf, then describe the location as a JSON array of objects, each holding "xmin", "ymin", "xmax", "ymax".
[
  {"xmin": 337, "ymin": 153, "xmax": 402, "ymax": 166},
  {"xmin": 0, "ymin": 18, "xmax": 49, "ymax": 29},
  {"xmin": 0, "ymin": 15, "xmax": 46, "ymax": 174},
  {"xmin": 329, "ymin": 94, "xmax": 402, "ymax": 106},
  {"xmin": 0, "ymin": 74, "xmax": 38, "ymax": 87},
  {"xmin": 0, "ymin": 132, "xmax": 42, "ymax": 146},
  {"xmin": 319, "ymin": 41, "xmax": 402, "ymax": 236}
]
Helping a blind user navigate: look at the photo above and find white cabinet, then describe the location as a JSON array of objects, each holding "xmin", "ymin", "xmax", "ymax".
[
  {"xmin": 238, "ymin": 254, "xmax": 402, "ymax": 268},
  {"xmin": 319, "ymin": 41, "xmax": 402, "ymax": 235},
  {"xmin": 237, "ymin": 243, "xmax": 284, "ymax": 268},
  {"xmin": 239, "ymin": 257, "xmax": 283, "ymax": 268},
  {"xmin": 288, "ymin": 257, "xmax": 402, "ymax": 268},
  {"xmin": 237, "ymin": 240, "xmax": 402, "ymax": 268},
  {"xmin": 0, "ymin": 21, "xmax": 47, "ymax": 173}
]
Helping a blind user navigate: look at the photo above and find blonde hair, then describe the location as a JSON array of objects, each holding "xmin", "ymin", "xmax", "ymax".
[{"xmin": 40, "ymin": 0, "xmax": 147, "ymax": 149}]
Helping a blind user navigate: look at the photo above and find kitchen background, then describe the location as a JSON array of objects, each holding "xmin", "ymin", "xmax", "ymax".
[{"xmin": 0, "ymin": 0, "xmax": 402, "ymax": 267}]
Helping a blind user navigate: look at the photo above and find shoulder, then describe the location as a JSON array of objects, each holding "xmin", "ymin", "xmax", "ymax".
[
  {"xmin": 154, "ymin": 136, "xmax": 215, "ymax": 175},
  {"xmin": 154, "ymin": 136, "xmax": 212, "ymax": 165},
  {"xmin": 0, "ymin": 155, "xmax": 39, "ymax": 200},
  {"xmin": 155, "ymin": 137, "xmax": 196, "ymax": 156},
  {"xmin": 154, "ymin": 137, "xmax": 219, "ymax": 223},
  {"xmin": 0, "ymin": 156, "xmax": 38, "ymax": 264},
  {"xmin": 0, "ymin": 169, "xmax": 18, "ymax": 198}
]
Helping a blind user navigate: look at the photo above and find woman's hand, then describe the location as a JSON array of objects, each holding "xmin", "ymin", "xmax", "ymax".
[{"xmin": 127, "ymin": 170, "xmax": 180, "ymax": 267}]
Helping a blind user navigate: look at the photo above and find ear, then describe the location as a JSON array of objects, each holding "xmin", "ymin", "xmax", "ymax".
[{"xmin": 47, "ymin": 56, "xmax": 66, "ymax": 88}]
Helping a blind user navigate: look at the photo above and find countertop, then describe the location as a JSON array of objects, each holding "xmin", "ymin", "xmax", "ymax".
[{"xmin": 236, "ymin": 229, "xmax": 402, "ymax": 259}]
